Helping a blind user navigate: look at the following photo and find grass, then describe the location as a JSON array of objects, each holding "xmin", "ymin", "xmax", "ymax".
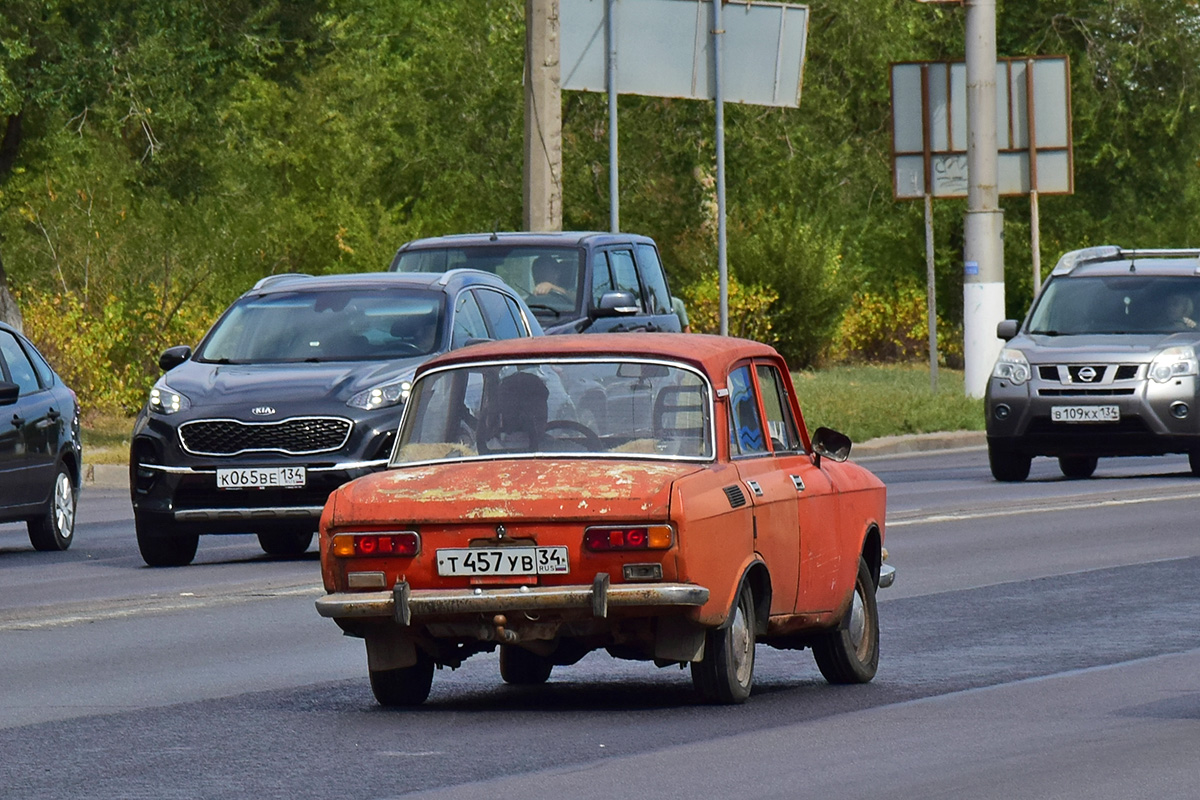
[
  {"xmin": 81, "ymin": 412, "xmax": 135, "ymax": 465},
  {"xmin": 78, "ymin": 364, "xmax": 985, "ymax": 463},
  {"xmin": 791, "ymin": 364, "xmax": 984, "ymax": 444}
]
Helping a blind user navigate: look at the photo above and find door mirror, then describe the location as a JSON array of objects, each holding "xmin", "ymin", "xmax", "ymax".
[
  {"xmin": 158, "ymin": 345, "xmax": 192, "ymax": 372},
  {"xmin": 996, "ymin": 319, "xmax": 1020, "ymax": 341},
  {"xmin": 592, "ymin": 291, "xmax": 639, "ymax": 318},
  {"xmin": 812, "ymin": 426, "xmax": 852, "ymax": 463},
  {"xmin": 0, "ymin": 381, "xmax": 18, "ymax": 406}
]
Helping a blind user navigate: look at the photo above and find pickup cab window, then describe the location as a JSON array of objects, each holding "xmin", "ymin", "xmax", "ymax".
[{"xmin": 636, "ymin": 244, "xmax": 673, "ymax": 315}]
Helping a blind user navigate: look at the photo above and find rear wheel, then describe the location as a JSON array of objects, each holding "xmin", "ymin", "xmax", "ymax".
[
  {"xmin": 257, "ymin": 531, "xmax": 314, "ymax": 557},
  {"xmin": 27, "ymin": 464, "xmax": 77, "ymax": 552},
  {"xmin": 1058, "ymin": 455, "xmax": 1098, "ymax": 479},
  {"xmin": 812, "ymin": 556, "xmax": 880, "ymax": 684},
  {"xmin": 691, "ymin": 583, "xmax": 756, "ymax": 704},
  {"xmin": 499, "ymin": 646, "xmax": 554, "ymax": 685},
  {"xmin": 135, "ymin": 513, "xmax": 200, "ymax": 567},
  {"xmin": 988, "ymin": 444, "xmax": 1031, "ymax": 482},
  {"xmin": 369, "ymin": 652, "xmax": 435, "ymax": 707}
]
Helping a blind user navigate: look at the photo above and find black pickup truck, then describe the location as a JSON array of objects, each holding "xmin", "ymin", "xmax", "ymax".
[{"xmin": 390, "ymin": 231, "xmax": 682, "ymax": 335}]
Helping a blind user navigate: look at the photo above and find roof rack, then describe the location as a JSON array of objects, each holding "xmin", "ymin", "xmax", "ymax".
[
  {"xmin": 249, "ymin": 273, "xmax": 313, "ymax": 291},
  {"xmin": 1050, "ymin": 246, "xmax": 1200, "ymax": 277}
]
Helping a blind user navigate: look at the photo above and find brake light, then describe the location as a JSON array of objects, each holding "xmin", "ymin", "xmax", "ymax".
[
  {"xmin": 583, "ymin": 525, "xmax": 672, "ymax": 551},
  {"xmin": 332, "ymin": 531, "xmax": 420, "ymax": 557}
]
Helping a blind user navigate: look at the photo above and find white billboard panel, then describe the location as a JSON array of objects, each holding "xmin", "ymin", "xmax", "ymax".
[
  {"xmin": 891, "ymin": 56, "xmax": 1073, "ymax": 199},
  {"xmin": 561, "ymin": 0, "xmax": 810, "ymax": 108}
]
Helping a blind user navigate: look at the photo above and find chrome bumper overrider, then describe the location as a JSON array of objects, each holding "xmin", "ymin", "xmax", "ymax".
[
  {"xmin": 879, "ymin": 564, "xmax": 896, "ymax": 589},
  {"xmin": 315, "ymin": 576, "xmax": 710, "ymax": 625}
]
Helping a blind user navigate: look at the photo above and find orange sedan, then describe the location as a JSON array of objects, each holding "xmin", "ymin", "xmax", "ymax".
[{"xmin": 316, "ymin": 334, "xmax": 891, "ymax": 705}]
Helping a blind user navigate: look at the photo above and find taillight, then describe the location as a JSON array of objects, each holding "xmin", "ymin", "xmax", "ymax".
[
  {"xmin": 332, "ymin": 531, "xmax": 420, "ymax": 557},
  {"xmin": 583, "ymin": 525, "xmax": 672, "ymax": 552}
]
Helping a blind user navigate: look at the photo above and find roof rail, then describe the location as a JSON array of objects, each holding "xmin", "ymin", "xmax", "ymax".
[
  {"xmin": 250, "ymin": 273, "xmax": 313, "ymax": 291},
  {"xmin": 434, "ymin": 268, "xmax": 499, "ymax": 287},
  {"xmin": 1050, "ymin": 246, "xmax": 1122, "ymax": 276}
]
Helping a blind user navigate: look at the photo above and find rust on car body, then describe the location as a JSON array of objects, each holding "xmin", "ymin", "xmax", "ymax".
[{"xmin": 315, "ymin": 333, "xmax": 890, "ymax": 706}]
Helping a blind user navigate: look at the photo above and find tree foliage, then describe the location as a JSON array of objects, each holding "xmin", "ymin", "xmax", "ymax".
[{"xmin": 2, "ymin": 0, "xmax": 1200, "ymax": 412}]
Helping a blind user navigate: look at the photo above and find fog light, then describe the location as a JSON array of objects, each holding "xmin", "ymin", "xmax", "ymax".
[
  {"xmin": 994, "ymin": 404, "xmax": 1011, "ymax": 421},
  {"xmin": 1171, "ymin": 402, "xmax": 1190, "ymax": 419}
]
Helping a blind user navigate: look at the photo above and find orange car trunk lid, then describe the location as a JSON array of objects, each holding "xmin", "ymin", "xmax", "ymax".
[{"xmin": 332, "ymin": 459, "xmax": 702, "ymax": 524}]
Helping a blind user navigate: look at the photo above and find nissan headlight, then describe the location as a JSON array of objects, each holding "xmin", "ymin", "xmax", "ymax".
[
  {"xmin": 348, "ymin": 378, "xmax": 412, "ymax": 410},
  {"xmin": 148, "ymin": 382, "xmax": 190, "ymax": 415},
  {"xmin": 992, "ymin": 348, "xmax": 1031, "ymax": 385},
  {"xmin": 1149, "ymin": 346, "xmax": 1199, "ymax": 383}
]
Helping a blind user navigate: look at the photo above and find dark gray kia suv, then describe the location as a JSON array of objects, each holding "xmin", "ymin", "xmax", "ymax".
[
  {"xmin": 987, "ymin": 246, "xmax": 1200, "ymax": 481},
  {"xmin": 130, "ymin": 271, "xmax": 542, "ymax": 566}
]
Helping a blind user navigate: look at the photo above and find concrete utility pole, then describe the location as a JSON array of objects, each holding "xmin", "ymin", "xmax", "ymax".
[
  {"xmin": 962, "ymin": 0, "xmax": 1005, "ymax": 397},
  {"xmin": 524, "ymin": 0, "xmax": 563, "ymax": 232}
]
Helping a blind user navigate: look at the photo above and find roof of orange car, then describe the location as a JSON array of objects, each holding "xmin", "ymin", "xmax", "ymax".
[{"xmin": 418, "ymin": 333, "xmax": 783, "ymax": 379}]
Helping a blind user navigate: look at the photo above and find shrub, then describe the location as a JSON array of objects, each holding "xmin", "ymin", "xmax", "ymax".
[
  {"xmin": 829, "ymin": 285, "xmax": 963, "ymax": 366},
  {"xmin": 17, "ymin": 289, "xmax": 218, "ymax": 417},
  {"xmin": 679, "ymin": 272, "xmax": 779, "ymax": 342}
]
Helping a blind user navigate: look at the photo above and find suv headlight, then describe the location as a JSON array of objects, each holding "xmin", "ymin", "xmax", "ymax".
[
  {"xmin": 148, "ymin": 382, "xmax": 190, "ymax": 415},
  {"xmin": 992, "ymin": 348, "xmax": 1031, "ymax": 385},
  {"xmin": 348, "ymin": 378, "xmax": 412, "ymax": 410},
  {"xmin": 1149, "ymin": 346, "xmax": 1199, "ymax": 383}
]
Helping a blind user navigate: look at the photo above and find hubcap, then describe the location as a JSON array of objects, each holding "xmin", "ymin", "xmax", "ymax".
[
  {"xmin": 729, "ymin": 599, "xmax": 754, "ymax": 686},
  {"xmin": 848, "ymin": 583, "xmax": 866, "ymax": 653},
  {"xmin": 53, "ymin": 473, "xmax": 75, "ymax": 540}
]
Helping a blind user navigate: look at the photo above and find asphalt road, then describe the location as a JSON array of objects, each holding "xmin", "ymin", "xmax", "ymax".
[{"xmin": 2, "ymin": 447, "xmax": 1200, "ymax": 799}]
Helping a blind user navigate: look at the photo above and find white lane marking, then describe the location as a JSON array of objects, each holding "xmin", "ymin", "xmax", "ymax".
[{"xmin": 888, "ymin": 490, "xmax": 1200, "ymax": 527}]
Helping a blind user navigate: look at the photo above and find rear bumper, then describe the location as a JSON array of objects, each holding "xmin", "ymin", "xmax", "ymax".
[{"xmin": 315, "ymin": 577, "xmax": 709, "ymax": 624}]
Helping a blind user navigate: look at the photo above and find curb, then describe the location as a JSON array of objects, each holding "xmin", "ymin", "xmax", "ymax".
[{"xmin": 81, "ymin": 430, "xmax": 987, "ymax": 491}]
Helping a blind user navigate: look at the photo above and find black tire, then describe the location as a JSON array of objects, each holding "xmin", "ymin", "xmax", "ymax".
[
  {"xmin": 988, "ymin": 444, "xmax": 1031, "ymax": 482},
  {"xmin": 812, "ymin": 556, "xmax": 880, "ymax": 684},
  {"xmin": 27, "ymin": 463, "xmax": 77, "ymax": 552},
  {"xmin": 369, "ymin": 652, "xmax": 435, "ymax": 707},
  {"xmin": 135, "ymin": 514, "xmax": 200, "ymax": 567},
  {"xmin": 257, "ymin": 531, "xmax": 314, "ymax": 557},
  {"xmin": 499, "ymin": 645, "xmax": 554, "ymax": 685},
  {"xmin": 1058, "ymin": 455, "xmax": 1098, "ymax": 479},
  {"xmin": 691, "ymin": 582, "xmax": 756, "ymax": 704}
]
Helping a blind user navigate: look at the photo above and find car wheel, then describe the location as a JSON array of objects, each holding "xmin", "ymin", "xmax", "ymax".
[
  {"xmin": 499, "ymin": 645, "xmax": 554, "ymax": 685},
  {"xmin": 1058, "ymin": 455, "xmax": 1098, "ymax": 479},
  {"xmin": 988, "ymin": 444, "xmax": 1031, "ymax": 482},
  {"xmin": 27, "ymin": 464, "xmax": 77, "ymax": 552},
  {"xmin": 135, "ymin": 513, "xmax": 200, "ymax": 567},
  {"xmin": 257, "ymin": 531, "xmax": 314, "ymax": 557},
  {"xmin": 369, "ymin": 652, "xmax": 435, "ymax": 707},
  {"xmin": 812, "ymin": 556, "xmax": 879, "ymax": 684},
  {"xmin": 690, "ymin": 582, "xmax": 756, "ymax": 704}
]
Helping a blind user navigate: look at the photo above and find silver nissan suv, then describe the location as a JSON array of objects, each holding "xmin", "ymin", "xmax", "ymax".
[{"xmin": 986, "ymin": 246, "xmax": 1200, "ymax": 481}]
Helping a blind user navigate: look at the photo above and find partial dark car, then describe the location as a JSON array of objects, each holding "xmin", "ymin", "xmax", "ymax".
[
  {"xmin": 130, "ymin": 270, "xmax": 542, "ymax": 566},
  {"xmin": 987, "ymin": 246, "xmax": 1200, "ymax": 481},
  {"xmin": 0, "ymin": 321, "xmax": 82, "ymax": 551},
  {"xmin": 390, "ymin": 231, "xmax": 682, "ymax": 335}
]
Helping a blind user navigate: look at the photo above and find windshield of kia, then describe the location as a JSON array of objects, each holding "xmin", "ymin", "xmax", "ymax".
[
  {"xmin": 392, "ymin": 359, "xmax": 712, "ymax": 464},
  {"xmin": 198, "ymin": 289, "xmax": 445, "ymax": 363}
]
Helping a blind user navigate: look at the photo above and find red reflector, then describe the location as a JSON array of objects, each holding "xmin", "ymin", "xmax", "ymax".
[
  {"xmin": 584, "ymin": 527, "xmax": 650, "ymax": 551},
  {"xmin": 353, "ymin": 532, "xmax": 419, "ymax": 557}
]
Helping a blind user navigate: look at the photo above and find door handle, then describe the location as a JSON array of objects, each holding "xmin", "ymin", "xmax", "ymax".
[
  {"xmin": 10, "ymin": 414, "xmax": 24, "ymax": 428},
  {"xmin": 47, "ymin": 408, "xmax": 61, "ymax": 421}
]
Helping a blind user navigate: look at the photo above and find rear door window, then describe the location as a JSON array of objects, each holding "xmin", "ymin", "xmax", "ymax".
[{"xmin": 635, "ymin": 244, "xmax": 672, "ymax": 315}]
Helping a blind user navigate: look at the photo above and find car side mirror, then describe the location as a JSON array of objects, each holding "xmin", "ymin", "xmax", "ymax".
[
  {"xmin": 996, "ymin": 319, "xmax": 1020, "ymax": 341},
  {"xmin": 812, "ymin": 426, "xmax": 852, "ymax": 465},
  {"xmin": 158, "ymin": 345, "xmax": 192, "ymax": 372},
  {"xmin": 592, "ymin": 291, "xmax": 639, "ymax": 318},
  {"xmin": 0, "ymin": 380, "xmax": 18, "ymax": 406}
]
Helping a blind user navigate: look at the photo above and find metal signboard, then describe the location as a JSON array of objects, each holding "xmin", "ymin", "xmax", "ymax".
[
  {"xmin": 891, "ymin": 56, "xmax": 1073, "ymax": 199},
  {"xmin": 561, "ymin": 0, "xmax": 810, "ymax": 108}
]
